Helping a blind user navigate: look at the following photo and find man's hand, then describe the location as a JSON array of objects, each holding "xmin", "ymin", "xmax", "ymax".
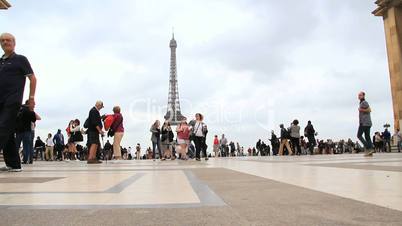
[
  {"xmin": 28, "ymin": 97, "xmax": 35, "ymax": 106},
  {"xmin": 96, "ymin": 126, "xmax": 105, "ymax": 136}
]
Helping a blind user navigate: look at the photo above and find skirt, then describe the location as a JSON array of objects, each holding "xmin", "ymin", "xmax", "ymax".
[{"xmin": 177, "ymin": 138, "xmax": 189, "ymax": 145}]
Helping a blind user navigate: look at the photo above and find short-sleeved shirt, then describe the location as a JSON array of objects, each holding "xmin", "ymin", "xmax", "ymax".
[
  {"xmin": 0, "ymin": 53, "xmax": 34, "ymax": 104},
  {"xmin": 359, "ymin": 100, "xmax": 372, "ymax": 127}
]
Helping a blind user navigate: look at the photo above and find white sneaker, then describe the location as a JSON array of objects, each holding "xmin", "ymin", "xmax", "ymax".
[
  {"xmin": 0, "ymin": 166, "xmax": 10, "ymax": 172},
  {"xmin": 8, "ymin": 168, "xmax": 22, "ymax": 172}
]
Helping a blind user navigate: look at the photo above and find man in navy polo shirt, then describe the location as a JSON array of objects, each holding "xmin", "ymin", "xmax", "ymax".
[{"xmin": 0, "ymin": 33, "xmax": 37, "ymax": 172}]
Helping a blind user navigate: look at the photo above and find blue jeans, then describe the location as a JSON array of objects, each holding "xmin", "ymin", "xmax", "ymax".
[
  {"xmin": 357, "ymin": 125, "xmax": 373, "ymax": 150},
  {"xmin": 16, "ymin": 131, "xmax": 33, "ymax": 163},
  {"xmin": 152, "ymin": 139, "xmax": 162, "ymax": 159}
]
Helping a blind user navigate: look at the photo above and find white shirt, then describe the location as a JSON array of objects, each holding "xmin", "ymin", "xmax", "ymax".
[
  {"xmin": 193, "ymin": 121, "xmax": 204, "ymax": 137},
  {"xmin": 46, "ymin": 138, "xmax": 54, "ymax": 146},
  {"xmin": 70, "ymin": 125, "xmax": 81, "ymax": 132}
]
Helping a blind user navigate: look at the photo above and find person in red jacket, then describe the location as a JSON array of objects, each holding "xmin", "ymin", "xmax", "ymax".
[
  {"xmin": 111, "ymin": 106, "xmax": 124, "ymax": 160},
  {"xmin": 213, "ymin": 135, "xmax": 220, "ymax": 157}
]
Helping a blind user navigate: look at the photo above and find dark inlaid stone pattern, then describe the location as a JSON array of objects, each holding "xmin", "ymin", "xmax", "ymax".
[{"xmin": 0, "ymin": 177, "xmax": 65, "ymax": 183}]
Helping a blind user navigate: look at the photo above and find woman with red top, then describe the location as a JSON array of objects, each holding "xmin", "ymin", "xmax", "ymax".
[
  {"xmin": 213, "ymin": 135, "xmax": 220, "ymax": 157},
  {"xmin": 111, "ymin": 106, "xmax": 124, "ymax": 160},
  {"xmin": 176, "ymin": 120, "xmax": 190, "ymax": 160}
]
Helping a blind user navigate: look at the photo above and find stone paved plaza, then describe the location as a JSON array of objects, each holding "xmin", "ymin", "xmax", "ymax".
[{"xmin": 1, "ymin": 153, "xmax": 402, "ymax": 226}]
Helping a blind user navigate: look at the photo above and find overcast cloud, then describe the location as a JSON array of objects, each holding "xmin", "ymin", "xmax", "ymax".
[{"xmin": 0, "ymin": 0, "xmax": 393, "ymax": 150}]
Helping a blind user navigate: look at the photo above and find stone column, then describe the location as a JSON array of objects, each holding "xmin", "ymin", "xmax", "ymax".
[
  {"xmin": 373, "ymin": 0, "xmax": 402, "ymax": 130},
  {"xmin": 0, "ymin": 0, "xmax": 11, "ymax": 9}
]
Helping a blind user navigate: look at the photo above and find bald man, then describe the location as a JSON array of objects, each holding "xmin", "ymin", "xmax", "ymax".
[
  {"xmin": 0, "ymin": 33, "xmax": 37, "ymax": 172},
  {"xmin": 86, "ymin": 101, "xmax": 105, "ymax": 164},
  {"xmin": 357, "ymin": 91, "xmax": 374, "ymax": 157}
]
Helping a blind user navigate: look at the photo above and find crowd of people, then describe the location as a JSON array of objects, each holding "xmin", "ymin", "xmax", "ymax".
[
  {"xmin": 27, "ymin": 120, "xmax": 401, "ymax": 164},
  {"xmin": 7, "ymin": 96, "xmax": 402, "ymax": 166},
  {"xmin": 24, "ymin": 106, "xmax": 211, "ymax": 163}
]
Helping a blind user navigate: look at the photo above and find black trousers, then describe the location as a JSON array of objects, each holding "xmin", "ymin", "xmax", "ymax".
[
  {"xmin": 54, "ymin": 144, "xmax": 64, "ymax": 160},
  {"xmin": 194, "ymin": 136, "xmax": 207, "ymax": 159},
  {"xmin": 0, "ymin": 102, "xmax": 22, "ymax": 169},
  {"xmin": 290, "ymin": 137, "xmax": 301, "ymax": 155},
  {"xmin": 307, "ymin": 136, "xmax": 316, "ymax": 155}
]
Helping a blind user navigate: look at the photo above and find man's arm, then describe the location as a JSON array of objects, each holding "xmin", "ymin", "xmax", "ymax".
[
  {"xmin": 359, "ymin": 107, "xmax": 371, "ymax": 113},
  {"xmin": 35, "ymin": 112, "xmax": 41, "ymax": 120},
  {"xmin": 359, "ymin": 101, "xmax": 371, "ymax": 113},
  {"xmin": 96, "ymin": 125, "xmax": 104, "ymax": 135},
  {"xmin": 28, "ymin": 74, "xmax": 37, "ymax": 104}
]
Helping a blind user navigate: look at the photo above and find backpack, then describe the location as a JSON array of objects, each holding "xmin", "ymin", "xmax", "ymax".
[
  {"xmin": 103, "ymin": 115, "xmax": 115, "ymax": 131},
  {"xmin": 107, "ymin": 115, "xmax": 123, "ymax": 137},
  {"xmin": 168, "ymin": 130, "xmax": 174, "ymax": 141},
  {"xmin": 70, "ymin": 131, "xmax": 84, "ymax": 142},
  {"xmin": 83, "ymin": 118, "xmax": 90, "ymax": 129}
]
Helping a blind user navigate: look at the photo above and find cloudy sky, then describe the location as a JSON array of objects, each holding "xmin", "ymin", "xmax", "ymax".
[{"xmin": 0, "ymin": 0, "xmax": 393, "ymax": 149}]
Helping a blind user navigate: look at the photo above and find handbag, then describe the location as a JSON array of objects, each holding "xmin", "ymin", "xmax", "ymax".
[
  {"xmin": 76, "ymin": 132, "xmax": 83, "ymax": 142},
  {"xmin": 168, "ymin": 130, "xmax": 174, "ymax": 141},
  {"xmin": 71, "ymin": 131, "xmax": 83, "ymax": 142}
]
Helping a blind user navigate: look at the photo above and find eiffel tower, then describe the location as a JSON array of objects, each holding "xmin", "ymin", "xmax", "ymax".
[{"xmin": 164, "ymin": 33, "xmax": 186, "ymax": 125}]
